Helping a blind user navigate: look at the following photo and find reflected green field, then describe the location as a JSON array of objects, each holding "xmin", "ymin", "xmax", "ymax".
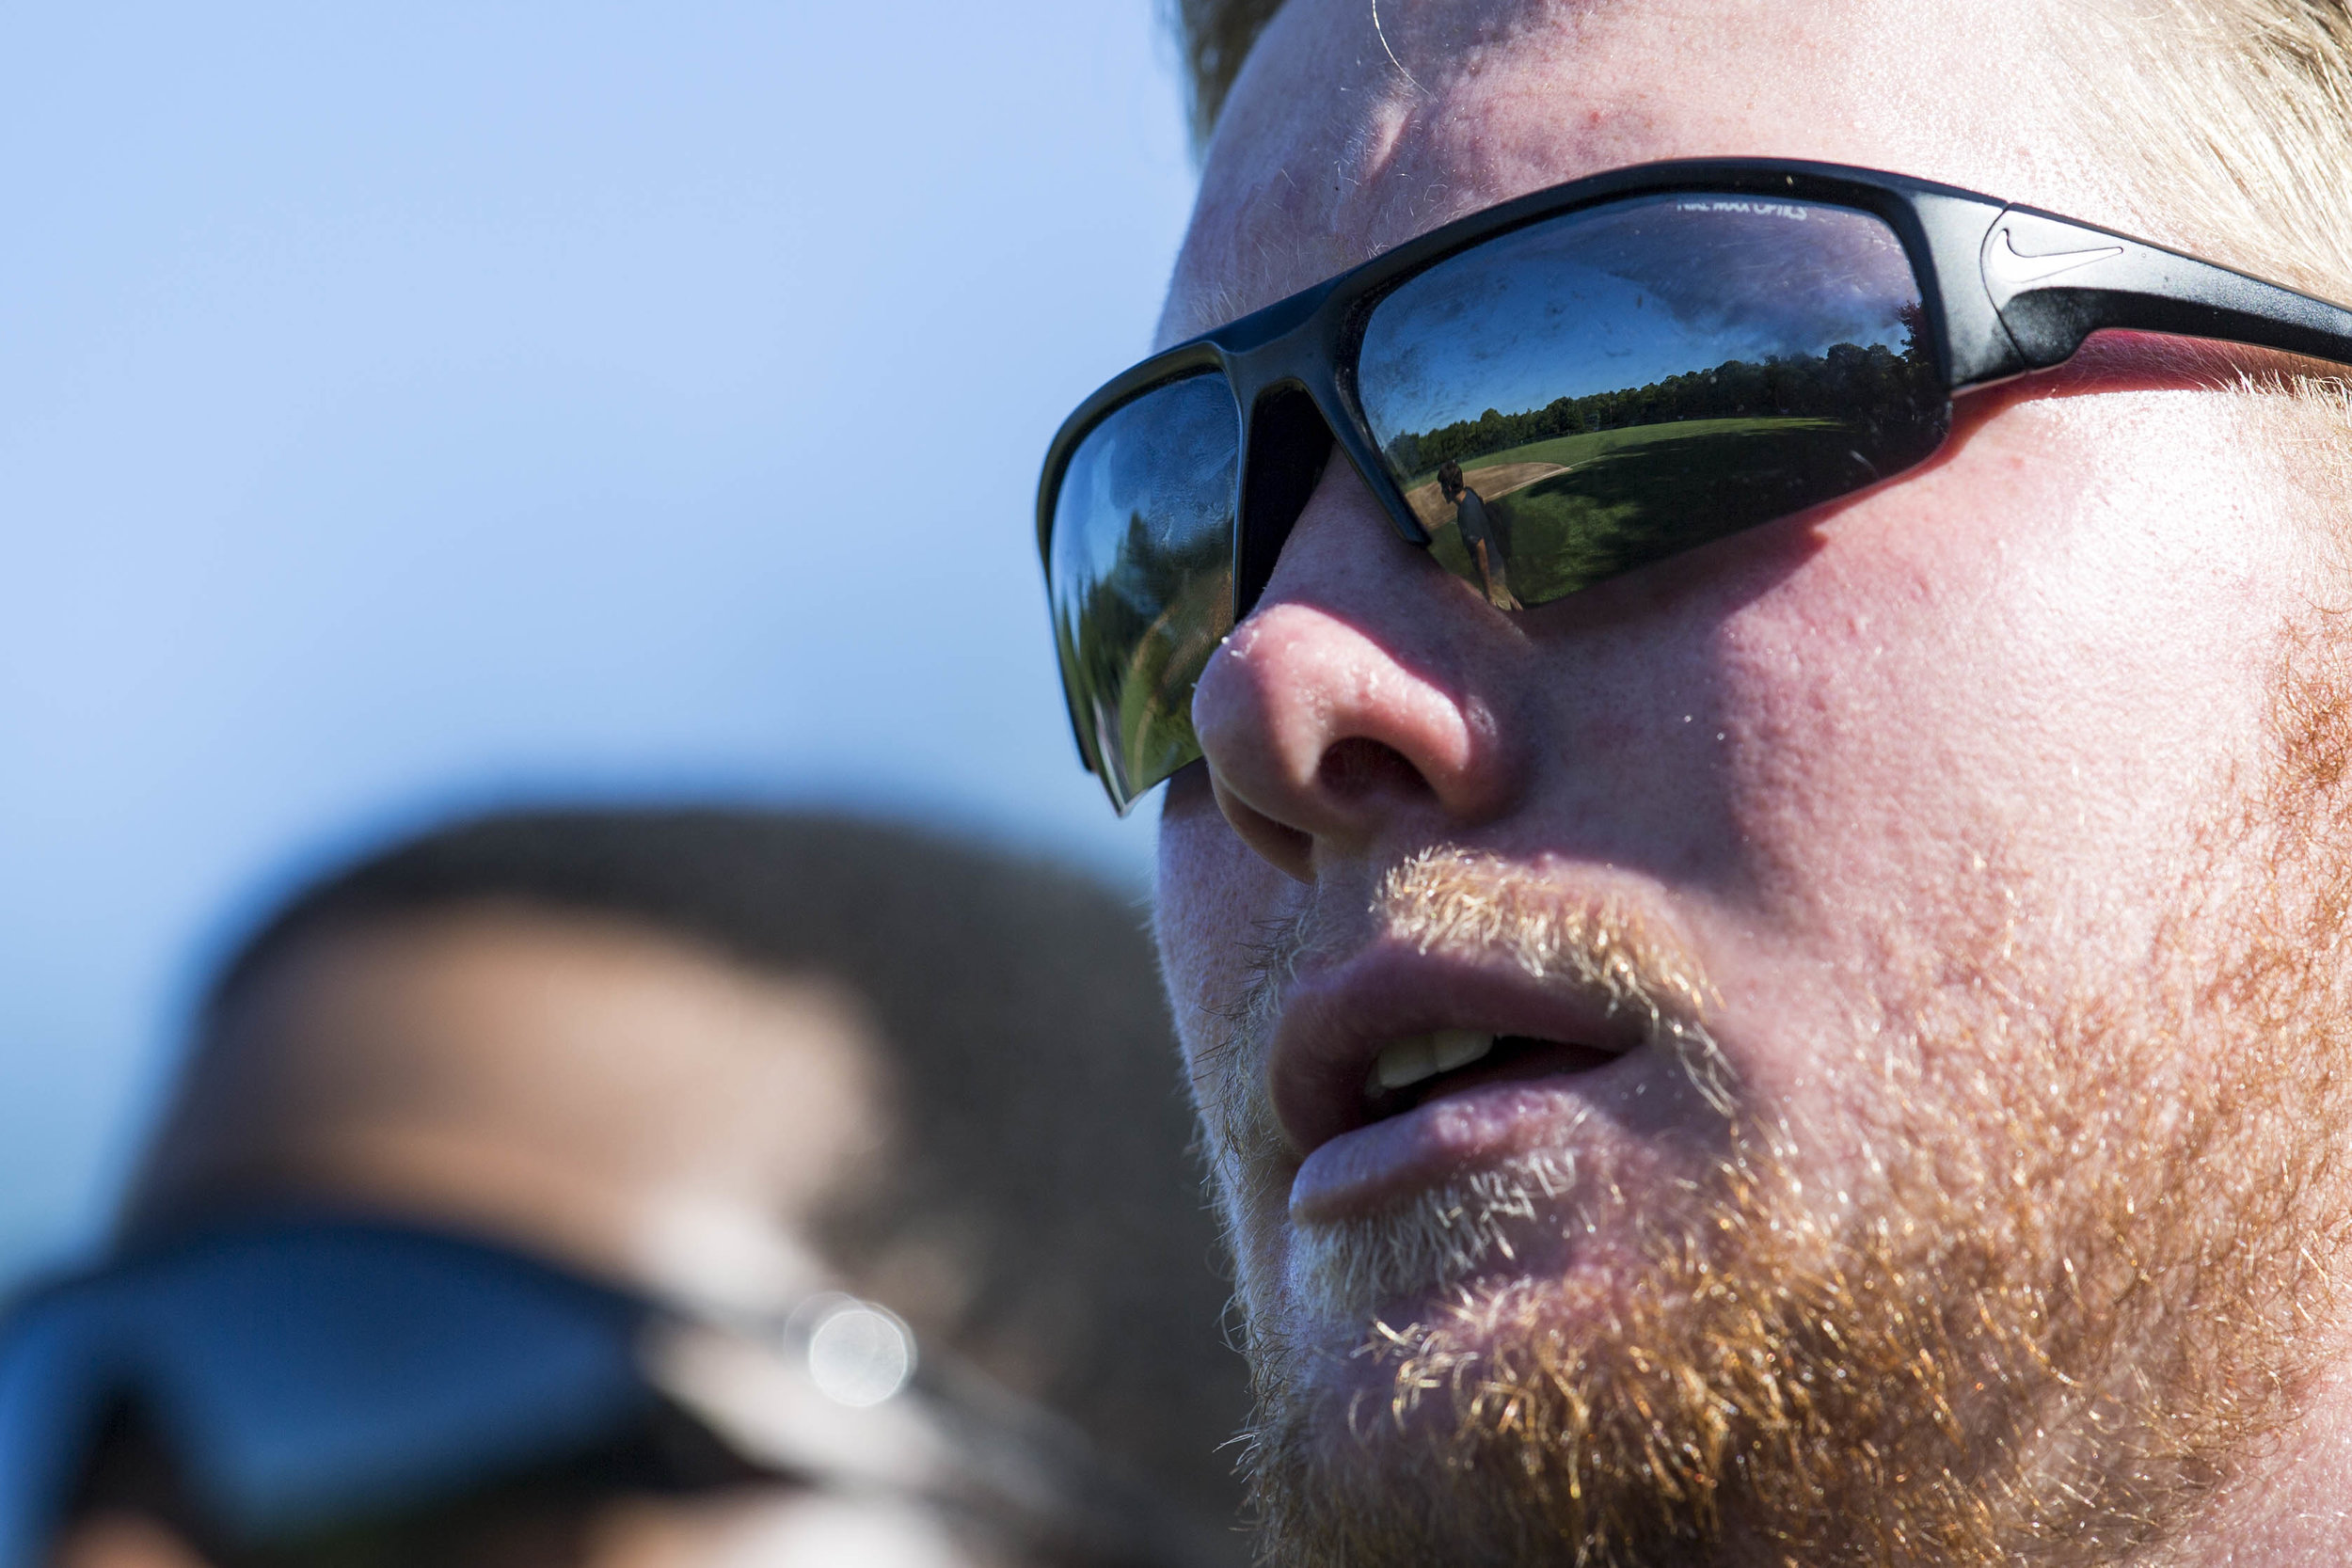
[
  {"xmin": 1102, "ymin": 562, "xmax": 1228, "ymax": 799},
  {"xmin": 1410, "ymin": 415, "xmax": 1910, "ymax": 605}
]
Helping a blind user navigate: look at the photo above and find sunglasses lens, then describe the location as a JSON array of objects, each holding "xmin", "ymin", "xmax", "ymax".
[
  {"xmin": 1048, "ymin": 372, "xmax": 1241, "ymax": 813},
  {"xmin": 1359, "ymin": 194, "xmax": 1946, "ymax": 609}
]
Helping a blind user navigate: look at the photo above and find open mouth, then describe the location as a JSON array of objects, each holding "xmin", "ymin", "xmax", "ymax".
[
  {"xmin": 1359, "ymin": 1028, "xmax": 1625, "ymax": 1123},
  {"xmin": 1281, "ymin": 1020, "xmax": 1645, "ymax": 1222},
  {"xmin": 1265, "ymin": 947, "xmax": 1667, "ymax": 1166}
]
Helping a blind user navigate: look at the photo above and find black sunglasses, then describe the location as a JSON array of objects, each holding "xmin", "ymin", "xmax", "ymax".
[
  {"xmin": 0, "ymin": 1218, "xmax": 1230, "ymax": 1568},
  {"xmin": 1036, "ymin": 157, "xmax": 2352, "ymax": 813}
]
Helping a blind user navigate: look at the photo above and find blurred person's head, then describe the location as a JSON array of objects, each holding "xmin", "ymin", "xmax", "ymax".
[
  {"xmin": 40, "ymin": 808, "xmax": 1244, "ymax": 1567},
  {"xmin": 1046, "ymin": 1, "xmax": 2352, "ymax": 1564}
]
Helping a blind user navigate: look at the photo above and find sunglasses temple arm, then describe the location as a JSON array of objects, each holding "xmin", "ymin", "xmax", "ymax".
[
  {"xmin": 1976, "ymin": 204, "xmax": 2352, "ymax": 376},
  {"xmin": 1909, "ymin": 190, "xmax": 2032, "ymax": 390}
]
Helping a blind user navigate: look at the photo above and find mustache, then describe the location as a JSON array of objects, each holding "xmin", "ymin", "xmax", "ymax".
[
  {"xmin": 1195, "ymin": 847, "xmax": 1739, "ymax": 1184},
  {"xmin": 1381, "ymin": 848, "xmax": 1726, "ymax": 1111}
]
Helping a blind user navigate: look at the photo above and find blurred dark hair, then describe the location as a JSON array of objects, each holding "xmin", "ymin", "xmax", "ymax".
[
  {"xmin": 134, "ymin": 805, "xmax": 1242, "ymax": 1517},
  {"xmin": 1169, "ymin": 0, "xmax": 1289, "ymax": 146}
]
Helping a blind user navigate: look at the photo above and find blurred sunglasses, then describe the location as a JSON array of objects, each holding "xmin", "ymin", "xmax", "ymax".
[
  {"xmin": 1037, "ymin": 157, "xmax": 2352, "ymax": 813},
  {"xmin": 0, "ymin": 1218, "xmax": 1227, "ymax": 1568}
]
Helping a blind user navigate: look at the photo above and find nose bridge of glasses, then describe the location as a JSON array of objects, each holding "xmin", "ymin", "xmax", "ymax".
[
  {"xmin": 1220, "ymin": 312, "xmax": 1427, "ymax": 621},
  {"xmin": 1232, "ymin": 383, "xmax": 1335, "ymax": 621}
]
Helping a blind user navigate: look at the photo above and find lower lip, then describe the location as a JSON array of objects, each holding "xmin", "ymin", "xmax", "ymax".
[{"xmin": 1289, "ymin": 1069, "xmax": 1623, "ymax": 1223}]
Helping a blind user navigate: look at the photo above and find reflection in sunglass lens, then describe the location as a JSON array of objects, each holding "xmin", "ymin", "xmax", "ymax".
[
  {"xmin": 1048, "ymin": 372, "xmax": 1240, "ymax": 814},
  {"xmin": 1359, "ymin": 195, "xmax": 1946, "ymax": 610}
]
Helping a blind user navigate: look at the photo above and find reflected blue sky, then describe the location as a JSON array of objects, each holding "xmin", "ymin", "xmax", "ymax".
[
  {"xmin": 1360, "ymin": 197, "xmax": 1916, "ymax": 446},
  {"xmin": 0, "ymin": 4, "xmax": 1192, "ymax": 1281},
  {"xmin": 1054, "ymin": 374, "xmax": 1240, "ymax": 584}
]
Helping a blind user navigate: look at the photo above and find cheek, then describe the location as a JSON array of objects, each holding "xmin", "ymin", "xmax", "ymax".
[
  {"xmin": 1154, "ymin": 768, "xmax": 1301, "ymax": 1079},
  {"xmin": 1708, "ymin": 391, "xmax": 2293, "ymax": 966}
]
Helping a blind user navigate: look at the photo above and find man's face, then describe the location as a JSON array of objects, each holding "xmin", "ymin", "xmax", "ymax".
[{"xmin": 1151, "ymin": 1, "xmax": 2352, "ymax": 1562}]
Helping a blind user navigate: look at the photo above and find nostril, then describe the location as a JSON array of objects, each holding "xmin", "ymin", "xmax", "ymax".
[{"xmin": 1315, "ymin": 737, "xmax": 1433, "ymax": 804}]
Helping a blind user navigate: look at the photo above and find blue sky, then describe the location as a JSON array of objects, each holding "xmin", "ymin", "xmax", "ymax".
[{"xmin": 0, "ymin": 4, "xmax": 1196, "ymax": 1282}]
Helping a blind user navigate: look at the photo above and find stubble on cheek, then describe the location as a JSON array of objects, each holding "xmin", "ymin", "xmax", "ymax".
[
  {"xmin": 1185, "ymin": 621, "xmax": 2352, "ymax": 1567},
  {"xmin": 1173, "ymin": 871, "xmax": 1322, "ymax": 1314},
  {"xmin": 1246, "ymin": 934, "xmax": 2352, "ymax": 1567}
]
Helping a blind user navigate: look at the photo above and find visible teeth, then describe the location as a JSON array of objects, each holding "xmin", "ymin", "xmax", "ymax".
[
  {"xmin": 1373, "ymin": 1037, "xmax": 1435, "ymax": 1091},
  {"xmin": 1433, "ymin": 1028, "xmax": 1493, "ymax": 1073},
  {"xmin": 1369, "ymin": 1029, "xmax": 1495, "ymax": 1094}
]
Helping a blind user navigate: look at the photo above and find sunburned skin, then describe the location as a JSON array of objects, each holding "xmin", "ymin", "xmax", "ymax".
[{"xmin": 1146, "ymin": 1, "xmax": 2352, "ymax": 1563}]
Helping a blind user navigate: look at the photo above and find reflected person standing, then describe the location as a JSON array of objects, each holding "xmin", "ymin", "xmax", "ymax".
[{"xmin": 1437, "ymin": 459, "xmax": 1519, "ymax": 611}]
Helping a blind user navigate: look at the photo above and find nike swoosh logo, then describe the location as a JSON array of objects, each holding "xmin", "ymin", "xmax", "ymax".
[{"xmin": 1984, "ymin": 224, "xmax": 2124, "ymax": 293}]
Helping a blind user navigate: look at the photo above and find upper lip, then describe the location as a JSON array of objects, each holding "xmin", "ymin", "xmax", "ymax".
[{"xmin": 1266, "ymin": 938, "xmax": 1657, "ymax": 1156}]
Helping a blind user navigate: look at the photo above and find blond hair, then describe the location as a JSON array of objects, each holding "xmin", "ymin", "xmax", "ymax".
[
  {"xmin": 1168, "ymin": 0, "xmax": 1289, "ymax": 145},
  {"xmin": 1169, "ymin": 0, "xmax": 2351, "ymax": 284},
  {"xmin": 2071, "ymin": 1, "xmax": 2352, "ymax": 507},
  {"xmin": 2074, "ymin": 0, "xmax": 2352, "ymax": 302}
]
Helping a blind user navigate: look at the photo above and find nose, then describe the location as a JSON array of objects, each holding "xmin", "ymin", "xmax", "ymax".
[{"xmin": 1190, "ymin": 465, "xmax": 1523, "ymax": 880}]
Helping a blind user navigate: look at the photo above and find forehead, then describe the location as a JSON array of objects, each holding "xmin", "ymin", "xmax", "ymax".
[
  {"xmin": 250, "ymin": 910, "xmax": 881, "ymax": 1075},
  {"xmin": 1160, "ymin": 0, "xmax": 2114, "ymax": 344}
]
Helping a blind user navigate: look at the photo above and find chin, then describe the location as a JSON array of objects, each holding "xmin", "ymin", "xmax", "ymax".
[
  {"xmin": 1272, "ymin": 1084, "xmax": 1738, "ymax": 1337},
  {"xmin": 1238, "ymin": 1250, "xmax": 1738, "ymax": 1568},
  {"xmin": 1276, "ymin": 1260, "xmax": 1625, "ymax": 1437},
  {"xmin": 1279, "ymin": 1175, "xmax": 1636, "ymax": 1329},
  {"xmin": 1244, "ymin": 1138, "xmax": 1756, "ymax": 1486}
]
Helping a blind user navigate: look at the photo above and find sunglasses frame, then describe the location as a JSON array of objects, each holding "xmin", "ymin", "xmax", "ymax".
[{"xmin": 1036, "ymin": 156, "xmax": 2352, "ymax": 801}]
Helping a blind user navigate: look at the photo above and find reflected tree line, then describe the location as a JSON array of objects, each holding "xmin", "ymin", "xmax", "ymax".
[
  {"xmin": 1057, "ymin": 506, "xmax": 1231, "ymax": 791},
  {"xmin": 1382, "ymin": 303, "xmax": 1937, "ymax": 479}
]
